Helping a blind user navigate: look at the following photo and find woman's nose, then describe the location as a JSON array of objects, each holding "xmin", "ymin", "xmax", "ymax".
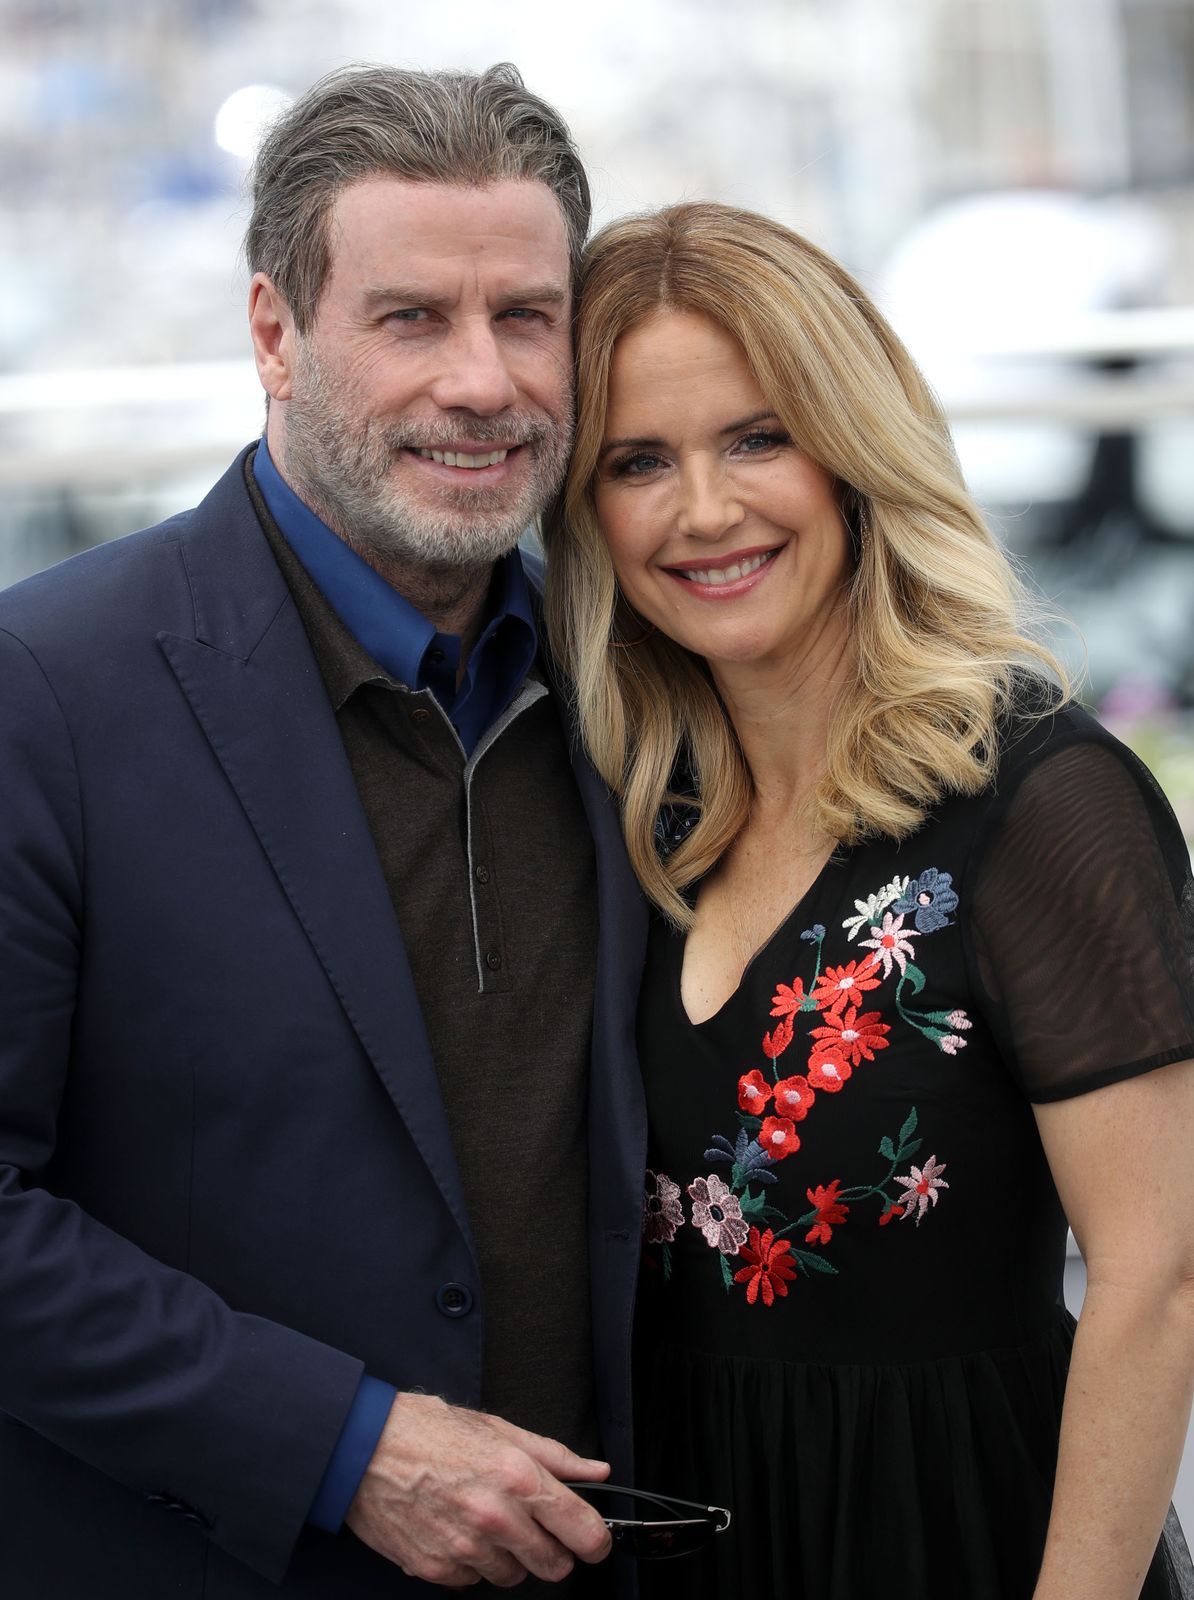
[{"xmin": 676, "ymin": 460, "xmax": 745, "ymax": 541}]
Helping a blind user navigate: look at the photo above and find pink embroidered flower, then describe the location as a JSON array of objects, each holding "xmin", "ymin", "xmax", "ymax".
[
  {"xmin": 812, "ymin": 954, "xmax": 882, "ymax": 1015},
  {"xmin": 878, "ymin": 1201, "xmax": 906, "ymax": 1226},
  {"xmin": 770, "ymin": 977, "xmax": 807, "ymax": 1018},
  {"xmin": 893, "ymin": 1155, "xmax": 949, "ymax": 1225},
  {"xmin": 805, "ymin": 1179, "xmax": 848, "ymax": 1245},
  {"xmin": 807, "ymin": 1050, "xmax": 852, "ymax": 1093},
  {"xmin": 687, "ymin": 1175, "xmax": 749, "ymax": 1254},
  {"xmin": 757, "ymin": 1116, "xmax": 801, "ymax": 1160},
  {"xmin": 809, "ymin": 1006, "xmax": 891, "ymax": 1067},
  {"xmin": 762, "ymin": 1016, "xmax": 795, "ymax": 1061},
  {"xmin": 858, "ymin": 911, "xmax": 918, "ymax": 977},
  {"xmin": 733, "ymin": 1227, "xmax": 798, "ymax": 1305},
  {"xmin": 938, "ymin": 1034, "xmax": 967, "ymax": 1055},
  {"xmin": 772, "ymin": 1073, "xmax": 815, "ymax": 1122},
  {"xmin": 738, "ymin": 1069, "xmax": 772, "ymax": 1114},
  {"xmin": 947, "ymin": 1010, "xmax": 972, "ymax": 1031},
  {"xmin": 643, "ymin": 1170, "xmax": 685, "ymax": 1245}
]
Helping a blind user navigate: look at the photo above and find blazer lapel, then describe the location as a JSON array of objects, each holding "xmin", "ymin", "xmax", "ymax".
[{"xmin": 158, "ymin": 454, "xmax": 474, "ymax": 1246}]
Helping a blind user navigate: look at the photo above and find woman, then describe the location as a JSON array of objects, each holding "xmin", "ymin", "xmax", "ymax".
[{"xmin": 544, "ymin": 202, "xmax": 1194, "ymax": 1599}]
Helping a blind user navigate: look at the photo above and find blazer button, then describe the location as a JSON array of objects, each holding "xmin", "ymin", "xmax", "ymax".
[{"xmin": 436, "ymin": 1282, "xmax": 474, "ymax": 1317}]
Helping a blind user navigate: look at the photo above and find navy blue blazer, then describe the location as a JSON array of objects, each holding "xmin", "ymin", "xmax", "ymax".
[{"xmin": 0, "ymin": 450, "xmax": 647, "ymax": 1597}]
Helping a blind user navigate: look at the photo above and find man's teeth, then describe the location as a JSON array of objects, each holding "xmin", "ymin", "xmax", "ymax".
[
  {"xmin": 417, "ymin": 448, "xmax": 509, "ymax": 469},
  {"xmin": 681, "ymin": 550, "xmax": 775, "ymax": 586}
]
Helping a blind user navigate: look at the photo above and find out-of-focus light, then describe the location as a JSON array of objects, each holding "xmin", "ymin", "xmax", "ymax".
[{"xmin": 214, "ymin": 85, "xmax": 292, "ymax": 161}]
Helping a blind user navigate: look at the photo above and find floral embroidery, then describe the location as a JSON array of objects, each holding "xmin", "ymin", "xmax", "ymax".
[
  {"xmin": 733, "ymin": 1227, "xmax": 798, "ymax": 1305},
  {"xmin": 652, "ymin": 859, "xmax": 967, "ymax": 1305},
  {"xmin": 842, "ymin": 875, "xmax": 909, "ymax": 940},
  {"xmin": 772, "ymin": 1073, "xmax": 816, "ymax": 1121},
  {"xmin": 804, "ymin": 1179, "xmax": 848, "ymax": 1245},
  {"xmin": 688, "ymin": 1175, "xmax": 750, "ymax": 1254},
  {"xmin": 892, "ymin": 868, "xmax": 959, "ymax": 934},
  {"xmin": 858, "ymin": 911, "xmax": 918, "ymax": 978},
  {"xmin": 643, "ymin": 1170, "xmax": 685, "ymax": 1246},
  {"xmin": 758, "ymin": 1115, "xmax": 801, "ymax": 1160},
  {"xmin": 807, "ymin": 1051, "xmax": 851, "ymax": 1092},
  {"xmin": 809, "ymin": 1006, "xmax": 891, "ymax": 1067},
  {"xmin": 812, "ymin": 954, "xmax": 883, "ymax": 1014},
  {"xmin": 738, "ymin": 1069, "xmax": 772, "ymax": 1113},
  {"xmin": 893, "ymin": 1155, "xmax": 949, "ymax": 1224}
]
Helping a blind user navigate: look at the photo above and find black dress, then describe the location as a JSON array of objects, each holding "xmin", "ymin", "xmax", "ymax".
[{"xmin": 635, "ymin": 701, "xmax": 1194, "ymax": 1599}]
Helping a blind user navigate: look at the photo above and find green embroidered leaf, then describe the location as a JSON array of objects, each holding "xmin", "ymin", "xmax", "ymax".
[
  {"xmin": 661, "ymin": 1243, "xmax": 672, "ymax": 1283},
  {"xmin": 729, "ymin": 1165, "xmax": 745, "ymax": 1191},
  {"xmin": 762, "ymin": 1204, "xmax": 787, "ymax": 1222},
  {"xmin": 740, "ymin": 1187, "xmax": 768, "ymax": 1221},
  {"xmin": 719, "ymin": 1254, "xmax": 735, "ymax": 1294},
  {"xmin": 878, "ymin": 1136, "xmax": 895, "ymax": 1160},
  {"xmin": 898, "ymin": 1107, "xmax": 919, "ymax": 1147},
  {"xmin": 898, "ymin": 1137, "xmax": 923, "ymax": 1161},
  {"xmin": 736, "ymin": 1112, "xmax": 764, "ymax": 1130},
  {"xmin": 793, "ymin": 1249, "xmax": 839, "ymax": 1276},
  {"xmin": 901, "ymin": 963, "xmax": 926, "ymax": 996}
]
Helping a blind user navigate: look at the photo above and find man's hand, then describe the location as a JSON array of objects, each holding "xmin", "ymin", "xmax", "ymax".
[{"xmin": 344, "ymin": 1392, "xmax": 613, "ymax": 1588}]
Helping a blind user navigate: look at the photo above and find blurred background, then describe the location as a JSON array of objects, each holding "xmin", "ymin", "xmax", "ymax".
[
  {"xmin": 2, "ymin": 0, "xmax": 1194, "ymax": 1529},
  {"xmin": 3, "ymin": 0, "xmax": 1193, "ymax": 839}
]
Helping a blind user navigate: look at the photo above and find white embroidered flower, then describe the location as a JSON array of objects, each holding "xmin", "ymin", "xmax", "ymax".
[
  {"xmin": 894, "ymin": 1155, "xmax": 949, "ymax": 1225},
  {"xmin": 643, "ymin": 1170, "xmax": 685, "ymax": 1246},
  {"xmin": 842, "ymin": 876, "xmax": 910, "ymax": 941},
  {"xmin": 858, "ymin": 911, "xmax": 918, "ymax": 977}
]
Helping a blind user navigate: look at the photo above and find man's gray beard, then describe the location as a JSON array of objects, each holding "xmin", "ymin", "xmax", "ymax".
[{"xmin": 281, "ymin": 348, "xmax": 573, "ymax": 574}]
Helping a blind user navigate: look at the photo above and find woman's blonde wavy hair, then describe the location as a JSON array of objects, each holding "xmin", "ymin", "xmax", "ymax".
[{"xmin": 543, "ymin": 202, "xmax": 1069, "ymax": 926}]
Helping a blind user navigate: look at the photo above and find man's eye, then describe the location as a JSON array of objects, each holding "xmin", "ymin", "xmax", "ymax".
[
  {"xmin": 498, "ymin": 307, "xmax": 543, "ymax": 322},
  {"xmin": 389, "ymin": 308, "xmax": 430, "ymax": 323}
]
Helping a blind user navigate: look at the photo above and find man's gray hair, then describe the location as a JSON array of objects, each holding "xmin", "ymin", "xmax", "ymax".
[{"xmin": 246, "ymin": 62, "xmax": 591, "ymax": 333}]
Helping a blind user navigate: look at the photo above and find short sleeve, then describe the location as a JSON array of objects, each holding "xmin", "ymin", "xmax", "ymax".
[{"xmin": 967, "ymin": 727, "xmax": 1194, "ymax": 1101}]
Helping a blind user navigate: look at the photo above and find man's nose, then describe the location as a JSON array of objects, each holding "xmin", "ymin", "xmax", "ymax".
[
  {"xmin": 676, "ymin": 460, "xmax": 745, "ymax": 541},
  {"xmin": 427, "ymin": 321, "xmax": 520, "ymax": 417}
]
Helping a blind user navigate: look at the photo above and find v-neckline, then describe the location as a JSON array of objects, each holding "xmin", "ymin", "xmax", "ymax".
[{"xmin": 674, "ymin": 846, "xmax": 848, "ymax": 1029}]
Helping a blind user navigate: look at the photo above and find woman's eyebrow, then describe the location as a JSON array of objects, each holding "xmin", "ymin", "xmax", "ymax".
[{"xmin": 720, "ymin": 410, "xmax": 779, "ymax": 434}]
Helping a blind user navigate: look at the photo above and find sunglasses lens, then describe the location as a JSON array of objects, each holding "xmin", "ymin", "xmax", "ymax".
[{"xmin": 612, "ymin": 1521, "xmax": 713, "ymax": 1561}]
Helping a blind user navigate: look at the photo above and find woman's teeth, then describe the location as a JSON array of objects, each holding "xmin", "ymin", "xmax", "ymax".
[
  {"xmin": 681, "ymin": 549, "xmax": 776, "ymax": 586},
  {"xmin": 417, "ymin": 448, "xmax": 509, "ymax": 469}
]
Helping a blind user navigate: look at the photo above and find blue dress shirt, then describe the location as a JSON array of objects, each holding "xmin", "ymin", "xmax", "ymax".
[
  {"xmin": 252, "ymin": 439, "xmax": 540, "ymax": 1531},
  {"xmin": 253, "ymin": 439, "xmax": 538, "ymax": 758}
]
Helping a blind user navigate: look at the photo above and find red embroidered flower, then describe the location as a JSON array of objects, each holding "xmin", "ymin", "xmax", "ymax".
[
  {"xmin": 770, "ymin": 977, "xmax": 806, "ymax": 1018},
  {"xmin": 733, "ymin": 1226, "xmax": 798, "ymax": 1305},
  {"xmin": 879, "ymin": 1202, "xmax": 905, "ymax": 1226},
  {"xmin": 804, "ymin": 1178, "xmax": 849, "ymax": 1245},
  {"xmin": 811, "ymin": 954, "xmax": 882, "ymax": 1015},
  {"xmin": 761, "ymin": 1016, "xmax": 794, "ymax": 1060},
  {"xmin": 772, "ymin": 1074, "xmax": 815, "ymax": 1122},
  {"xmin": 806, "ymin": 1050, "xmax": 852, "ymax": 1093},
  {"xmin": 809, "ymin": 1006, "xmax": 891, "ymax": 1067},
  {"xmin": 758, "ymin": 1115, "xmax": 801, "ymax": 1160},
  {"xmin": 738, "ymin": 1069, "xmax": 772, "ymax": 1114}
]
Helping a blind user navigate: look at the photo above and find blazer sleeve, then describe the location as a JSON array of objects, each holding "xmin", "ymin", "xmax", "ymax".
[{"xmin": 0, "ymin": 626, "xmax": 365, "ymax": 1584}]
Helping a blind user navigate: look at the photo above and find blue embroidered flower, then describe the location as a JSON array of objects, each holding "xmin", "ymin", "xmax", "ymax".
[
  {"xmin": 800, "ymin": 923, "xmax": 826, "ymax": 943},
  {"xmin": 892, "ymin": 868, "xmax": 958, "ymax": 934},
  {"xmin": 705, "ymin": 1129, "xmax": 778, "ymax": 1186}
]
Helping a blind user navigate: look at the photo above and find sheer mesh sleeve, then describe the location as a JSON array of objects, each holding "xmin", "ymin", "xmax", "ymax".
[{"xmin": 967, "ymin": 720, "xmax": 1194, "ymax": 1102}]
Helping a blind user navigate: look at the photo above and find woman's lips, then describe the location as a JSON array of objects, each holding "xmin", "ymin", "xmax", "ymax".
[{"xmin": 662, "ymin": 545, "xmax": 782, "ymax": 598}]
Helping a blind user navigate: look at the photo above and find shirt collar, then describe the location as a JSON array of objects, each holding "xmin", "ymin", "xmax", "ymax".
[{"xmin": 252, "ymin": 438, "xmax": 538, "ymax": 737}]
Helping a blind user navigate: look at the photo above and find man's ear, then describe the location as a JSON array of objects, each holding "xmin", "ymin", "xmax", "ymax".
[{"xmin": 248, "ymin": 274, "xmax": 297, "ymax": 401}]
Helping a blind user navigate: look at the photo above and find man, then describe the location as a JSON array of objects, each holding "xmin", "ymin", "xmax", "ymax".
[{"xmin": 0, "ymin": 65, "xmax": 647, "ymax": 1597}]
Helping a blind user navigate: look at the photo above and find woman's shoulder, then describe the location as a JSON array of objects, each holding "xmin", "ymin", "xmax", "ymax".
[{"xmin": 994, "ymin": 672, "xmax": 1133, "ymax": 788}]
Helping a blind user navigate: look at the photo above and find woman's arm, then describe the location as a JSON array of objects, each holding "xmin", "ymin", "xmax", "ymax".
[{"xmin": 1032, "ymin": 1058, "xmax": 1194, "ymax": 1600}]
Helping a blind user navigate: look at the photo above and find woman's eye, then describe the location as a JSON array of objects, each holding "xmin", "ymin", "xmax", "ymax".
[
  {"xmin": 737, "ymin": 429, "xmax": 790, "ymax": 454},
  {"xmin": 608, "ymin": 452, "xmax": 666, "ymax": 479}
]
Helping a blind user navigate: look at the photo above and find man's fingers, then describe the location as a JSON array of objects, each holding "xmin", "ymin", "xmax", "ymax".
[
  {"xmin": 526, "ymin": 1473, "xmax": 613, "ymax": 1567},
  {"xmin": 500, "ymin": 1421, "xmax": 611, "ymax": 1484}
]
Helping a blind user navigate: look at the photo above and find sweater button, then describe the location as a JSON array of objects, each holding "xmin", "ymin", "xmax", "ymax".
[
  {"xmin": 474, "ymin": 864, "xmax": 490, "ymax": 884},
  {"xmin": 485, "ymin": 949, "xmax": 502, "ymax": 970},
  {"xmin": 410, "ymin": 706, "xmax": 431, "ymax": 724},
  {"xmin": 436, "ymin": 1282, "xmax": 473, "ymax": 1317}
]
